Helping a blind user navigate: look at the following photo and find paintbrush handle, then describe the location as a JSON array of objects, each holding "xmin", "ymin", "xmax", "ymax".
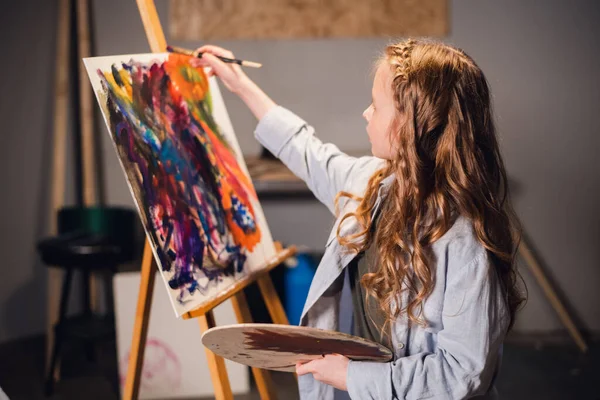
[
  {"xmin": 199, "ymin": 53, "xmax": 262, "ymax": 69},
  {"xmin": 166, "ymin": 45, "xmax": 263, "ymax": 68}
]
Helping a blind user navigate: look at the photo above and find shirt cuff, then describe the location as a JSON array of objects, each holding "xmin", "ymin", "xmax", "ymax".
[
  {"xmin": 347, "ymin": 360, "xmax": 392, "ymax": 399},
  {"xmin": 254, "ymin": 105, "xmax": 307, "ymax": 157}
]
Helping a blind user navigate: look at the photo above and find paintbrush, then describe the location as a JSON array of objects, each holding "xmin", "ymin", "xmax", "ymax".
[{"xmin": 166, "ymin": 45, "xmax": 263, "ymax": 68}]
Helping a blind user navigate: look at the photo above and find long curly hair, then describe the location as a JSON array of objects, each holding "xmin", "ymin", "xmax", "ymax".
[{"xmin": 335, "ymin": 39, "xmax": 524, "ymax": 331}]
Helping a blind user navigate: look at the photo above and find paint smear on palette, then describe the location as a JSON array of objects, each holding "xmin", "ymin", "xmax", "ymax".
[
  {"xmin": 244, "ymin": 329, "xmax": 391, "ymax": 358},
  {"xmin": 91, "ymin": 53, "xmax": 269, "ymax": 315},
  {"xmin": 120, "ymin": 338, "xmax": 181, "ymax": 392}
]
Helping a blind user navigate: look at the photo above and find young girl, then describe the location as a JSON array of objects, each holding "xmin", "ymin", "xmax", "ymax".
[{"xmin": 194, "ymin": 38, "xmax": 523, "ymax": 399}]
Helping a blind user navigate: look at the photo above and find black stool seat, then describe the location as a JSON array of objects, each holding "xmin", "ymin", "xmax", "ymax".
[{"xmin": 38, "ymin": 231, "xmax": 130, "ymax": 269}]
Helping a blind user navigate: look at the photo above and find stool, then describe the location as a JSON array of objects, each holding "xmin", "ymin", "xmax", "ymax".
[{"xmin": 38, "ymin": 207, "xmax": 138, "ymax": 395}]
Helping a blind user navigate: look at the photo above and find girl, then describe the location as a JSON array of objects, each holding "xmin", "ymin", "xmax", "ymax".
[{"xmin": 193, "ymin": 38, "xmax": 523, "ymax": 399}]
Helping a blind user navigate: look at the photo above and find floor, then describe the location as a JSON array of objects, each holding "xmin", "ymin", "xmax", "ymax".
[{"xmin": 0, "ymin": 334, "xmax": 597, "ymax": 400}]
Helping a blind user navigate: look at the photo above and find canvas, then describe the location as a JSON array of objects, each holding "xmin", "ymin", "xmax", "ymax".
[
  {"xmin": 113, "ymin": 271, "xmax": 249, "ymax": 399},
  {"xmin": 84, "ymin": 53, "xmax": 276, "ymax": 316}
]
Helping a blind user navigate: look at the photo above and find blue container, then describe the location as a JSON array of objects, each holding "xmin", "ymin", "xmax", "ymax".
[{"xmin": 283, "ymin": 253, "xmax": 317, "ymax": 326}]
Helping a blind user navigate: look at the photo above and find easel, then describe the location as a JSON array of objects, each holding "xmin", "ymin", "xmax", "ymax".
[
  {"xmin": 121, "ymin": 1, "xmax": 297, "ymax": 399},
  {"xmin": 518, "ymin": 238, "xmax": 588, "ymax": 352},
  {"xmin": 46, "ymin": 0, "xmax": 101, "ymax": 383}
]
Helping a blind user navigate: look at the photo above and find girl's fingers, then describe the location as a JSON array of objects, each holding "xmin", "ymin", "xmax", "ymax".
[
  {"xmin": 190, "ymin": 51, "xmax": 233, "ymax": 78},
  {"xmin": 188, "ymin": 56, "xmax": 221, "ymax": 78},
  {"xmin": 190, "ymin": 45, "xmax": 249, "ymax": 94},
  {"xmin": 189, "ymin": 57, "xmax": 208, "ymax": 68},
  {"xmin": 295, "ymin": 361, "xmax": 314, "ymax": 376},
  {"xmin": 201, "ymin": 51, "xmax": 240, "ymax": 72},
  {"xmin": 195, "ymin": 45, "xmax": 235, "ymax": 59},
  {"xmin": 201, "ymin": 53, "xmax": 231, "ymax": 76}
]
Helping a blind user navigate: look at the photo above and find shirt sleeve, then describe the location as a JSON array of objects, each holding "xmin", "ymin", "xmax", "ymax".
[
  {"xmin": 254, "ymin": 106, "xmax": 381, "ymax": 214},
  {"xmin": 346, "ymin": 250, "xmax": 510, "ymax": 399}
]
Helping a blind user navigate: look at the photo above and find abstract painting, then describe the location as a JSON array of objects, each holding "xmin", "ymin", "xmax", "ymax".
[{"xmin": 84, "ymin": 53, "xmax": 275, "ymax": 316}]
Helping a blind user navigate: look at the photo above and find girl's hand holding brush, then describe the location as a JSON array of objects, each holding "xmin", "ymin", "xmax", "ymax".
[{"xmin": 191, "ymin": 45, "xmax": 276, "ymax": 121}]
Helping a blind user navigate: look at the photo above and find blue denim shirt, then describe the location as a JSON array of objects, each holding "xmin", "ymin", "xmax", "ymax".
[{"xmin": 255, "ymin": 106, "xmax": 509, "ymax": 400}]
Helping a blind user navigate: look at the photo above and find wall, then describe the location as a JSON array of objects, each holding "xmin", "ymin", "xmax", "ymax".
[
  {"xmin": 0, "ymin": 0, "xmax": 62, "ymax": 343},
  {"xmin": 0, "ymin": 0, "xmax": 598, "ymax": 343}
]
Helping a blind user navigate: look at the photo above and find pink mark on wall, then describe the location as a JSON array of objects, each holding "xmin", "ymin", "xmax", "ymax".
[{"xmin": 120, "ymin": 338, "xmax": 182, "ymax": 393}]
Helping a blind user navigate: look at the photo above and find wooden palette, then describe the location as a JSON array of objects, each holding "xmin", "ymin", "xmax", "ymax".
[{"xmin": 201, "ymin": 323, "xmax": 392, "ymax": 372}]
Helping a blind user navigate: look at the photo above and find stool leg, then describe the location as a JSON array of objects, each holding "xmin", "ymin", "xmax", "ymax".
[
  {"xmin": 103, "ymin": 267, "xmax": 115, "ymax": 318},
  {"xmin": 45, "ymin": 268, "xmax": 73, "ymax": 396},
  {"xmin": 82, "ymin": 270, "xmax": 91, "ymax": 315},
  {"xmin": 82, "ymin": 270, "xmax": 96, "ymax": 362},
  {"xmin": 104, "ymin": 267, "xmax": 120, "ymax": 396}
]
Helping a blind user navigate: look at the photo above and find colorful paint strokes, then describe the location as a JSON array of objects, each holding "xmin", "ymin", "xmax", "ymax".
[{"xmin": 84, "ymin": 53, "xmax": 275, "ymax": 316}]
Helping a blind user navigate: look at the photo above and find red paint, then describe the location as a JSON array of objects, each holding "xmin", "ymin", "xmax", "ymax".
[{"xmin": 243, "ymin": 328, "xmax": 390, "ymax": 360}]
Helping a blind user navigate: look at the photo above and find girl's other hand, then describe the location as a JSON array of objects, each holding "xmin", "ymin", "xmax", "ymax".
[{"xmin": 296, "ymin": 354, "xmax": 349, "ymax": 391}]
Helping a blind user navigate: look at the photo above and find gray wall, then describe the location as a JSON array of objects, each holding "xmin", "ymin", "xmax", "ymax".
[
  {"xmin": 1, "ymin": 0, "xmax": 599, "ymax": 343},
  {"xmin": 0, "ymin": 0, "xmax": 63, "ymax": 343}
]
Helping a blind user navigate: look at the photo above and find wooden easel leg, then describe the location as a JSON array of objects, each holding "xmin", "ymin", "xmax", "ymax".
[
  {"xmin": 261, "ymin": 242, "xmax": 291, "ymax": 326},
  {"xmin": 231, "ymin": 291, "xmax": 278, "ymax": 400},
  {"xmin": 257, "ymin": 275, "xmax": 298, "ymax": 382},
  {"xmin": 136, "ymin": 0, "xmax": 167, "ymax": 53},
  {"xmin": 122, "ymin": 241, "xmax": 157, "ymax": 400},
  {"xmin": 198, "ymin": 311, "xmax": 234, "ymax": 400},
  {"xmin": 76, "ymin": 0, "xmax": 101, "ymax": 315},
  {"xmin": 46, "ymin": 0, "xmax": 71, "ymax": 382},
  {"xmin": 519, "ymin": 239, "xmax": 587, "ymax": 353},
  {"xmin": 257, "ymin": 276, "xmax": 290, "ymax": 325}
]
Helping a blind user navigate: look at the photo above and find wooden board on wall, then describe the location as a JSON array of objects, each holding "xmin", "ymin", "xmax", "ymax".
[{"xmin": 169, "ymin": 0, "xmax": 449, "ymax": 41}]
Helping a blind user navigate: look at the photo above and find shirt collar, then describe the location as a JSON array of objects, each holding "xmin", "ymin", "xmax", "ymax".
[{"xmin": 379, "ymin": 174, "xmax": 396, "ymax": 197}]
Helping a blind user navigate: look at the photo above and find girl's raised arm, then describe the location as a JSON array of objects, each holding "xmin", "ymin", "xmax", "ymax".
[{"xmin": 196, "ymin": 45, "xmax": 382, "ymax": 213}]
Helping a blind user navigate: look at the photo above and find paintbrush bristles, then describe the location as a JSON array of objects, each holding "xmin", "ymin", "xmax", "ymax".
[{"xmin": 166, "ymin": 45, "xmax": 262, "ymax": 68}]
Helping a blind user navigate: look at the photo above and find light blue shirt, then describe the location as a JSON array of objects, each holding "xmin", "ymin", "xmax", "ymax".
[{"xmin": 255, "ymin": 106, "xmax": 509, "ymax": 400}]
